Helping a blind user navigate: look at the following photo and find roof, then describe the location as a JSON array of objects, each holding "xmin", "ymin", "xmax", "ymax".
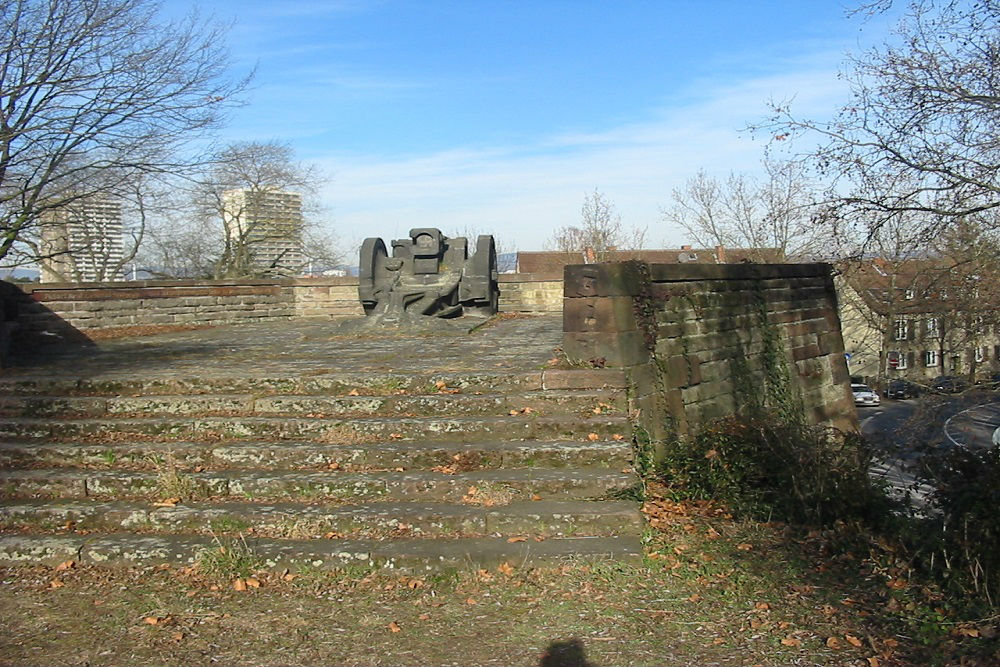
[{"xmin": 516, "ymin": 246, "xmax": 785, "ymax": 274}]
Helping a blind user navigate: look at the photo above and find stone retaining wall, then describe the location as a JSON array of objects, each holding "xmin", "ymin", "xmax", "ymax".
[
  {"xmin": 3, "ymin": 273, "xmax": 564, "ymax": 338},
  {"xmin": 561, "ymin": 262, "xmax": 857, "ymax": 453}
]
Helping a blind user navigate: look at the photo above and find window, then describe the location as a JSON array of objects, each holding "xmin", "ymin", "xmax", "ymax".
[
  {"xmin": 925, "ymin": 317, "xmax": 939, "ymax": 339},
  {"xmin": 904, "ymin": 289, "xmax": 915, "ymax": 300},
  {"xmin": 925, "ymin": 350, "xmax": 939, "ymax": 367},
  {"xmin": 889, "ymin": 350, "xmax": 907, "ymax": 370},
  {"xmin": 894, "ymin": 319, "xmax": 909, "ymax": 341},
  {"xmin": 975, "ymin": 346, "xmax": 987, "ymax": 363}
]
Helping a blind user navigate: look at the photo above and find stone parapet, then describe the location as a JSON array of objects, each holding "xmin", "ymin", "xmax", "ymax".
[{"xmin": 562, "ymin": 261, "xmax": 857, "ymax": 452}]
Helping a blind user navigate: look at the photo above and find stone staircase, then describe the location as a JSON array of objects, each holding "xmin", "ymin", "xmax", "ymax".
[{"xmin": 0, "ymin": 321, "xmax": 643, "ymax": 572}]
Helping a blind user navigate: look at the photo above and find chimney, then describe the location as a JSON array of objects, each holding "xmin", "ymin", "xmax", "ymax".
[
  {"xmin": 680, "ymin": 245, "xmax": 692, "ymax": 251},
  {"xmin": 715, "ymin": 245, "xmax": 726, "ymax": 263}
]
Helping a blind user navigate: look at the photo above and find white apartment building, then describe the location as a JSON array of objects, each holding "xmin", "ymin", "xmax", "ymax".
[
  {"xmin": 39, "ymin": 197, "xmax": 124, "ymax": 283},
  {"xmin": 222, "ymin": 188, "xmax": 304, "ymax": 276}
]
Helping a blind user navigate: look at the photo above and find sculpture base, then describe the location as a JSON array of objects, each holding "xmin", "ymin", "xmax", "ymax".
[{"xmin": 336, "ymin": 311, "xmax": 481, "ymax": 335}]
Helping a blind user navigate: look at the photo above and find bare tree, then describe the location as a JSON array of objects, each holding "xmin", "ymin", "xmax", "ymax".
[
  {"xmin": 0, "ymin": 0, "xmax": 249, "ymax": 270},
  {"xmin": 663, "ymin": 160, "xmax": 819, "ymax": 260},
  {"xmin": 193, "ymin": 141, "xmax": 337, "ymax": 279},
  {"xmin": 758, "ymin": 0, "xmax": 1000, "ymax": 244},
  {"xmin": 547, "ymin": 189, "xmax": 645, "ymax": 261}
]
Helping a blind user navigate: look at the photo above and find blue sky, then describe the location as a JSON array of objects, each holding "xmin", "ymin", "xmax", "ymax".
[{"xmin": 182, "ymin": 1, "xmax": 898, "ymax": 252}]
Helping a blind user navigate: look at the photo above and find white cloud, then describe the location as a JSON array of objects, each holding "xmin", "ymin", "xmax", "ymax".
[{"xmin": 315, "ymin": 56, "xmax": 850, "ymax": 253}]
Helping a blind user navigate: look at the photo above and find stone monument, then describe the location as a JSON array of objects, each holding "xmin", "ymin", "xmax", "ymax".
[{"xmin": 355, "ymin": 228, "xmax": 499, "ymax": 327}]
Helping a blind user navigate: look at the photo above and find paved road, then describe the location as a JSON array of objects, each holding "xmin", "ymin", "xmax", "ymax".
[
  {"xmin": 943, "ymin": 401, "xmax": 1000, "ymax": 449},
  {"xmin": 860, "ymin": 394, "xmax": 1000, "ymax": 511}
]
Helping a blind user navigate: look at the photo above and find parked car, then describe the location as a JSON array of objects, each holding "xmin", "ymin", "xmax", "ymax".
[
  {"xmin": 885, "ymin": 379, "xmax": 922, "ymax": 399},
  {"xmin": 932, "ymin": 375, "xmax": 969, "ymax": 394},
  {"xmin": 852, "ymin": 383, "xmax": 881, "ymax": 407}
]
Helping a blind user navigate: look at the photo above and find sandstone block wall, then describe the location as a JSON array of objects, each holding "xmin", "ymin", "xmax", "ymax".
[
  {"xmin": 3, "ymin": 273, "xmax": 565, "ymax": 341},
  {"xmin": 562, "ymin": 262, "xmax": 857, "ymax": 453}
]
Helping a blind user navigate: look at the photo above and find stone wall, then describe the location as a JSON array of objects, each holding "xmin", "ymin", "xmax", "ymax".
[
  {"xmin": 562, "ymin": 262, "xmax": 857, "ymax": 457},
  {"xmin": 3, "ymin": 273, "xmax": 565, "ymax": 338}
]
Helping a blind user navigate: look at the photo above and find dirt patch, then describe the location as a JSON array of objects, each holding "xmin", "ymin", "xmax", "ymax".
[{"xmin": 3, "ymin": 487, "xmax": 995, "ymax": 666}]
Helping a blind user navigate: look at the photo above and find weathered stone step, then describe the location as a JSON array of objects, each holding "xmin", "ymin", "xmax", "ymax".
[
  {"xmin": 0, "ymin": 532, "xmax": 641, "ymax": 571},
  {"xmin": 0, "ymin": 467, "xmax": 637, "ymax": 503},
  {"xmin": 0, "ymin": 439, "xmax": 633, "ymax": 472},
  {"xmin": 0, "ymin": 414, "xmax": 629, "ymax": 443},
  {"xmin": 0, "ymin": 498, "xmax": 643, "ymax": 539},
  {"xmin": 0, "ymin": 369, "xmax": 626, "ymax": 398},
  {"xmin": 0, "ymin": 389, "xmax": 624, "ymax": 419}
]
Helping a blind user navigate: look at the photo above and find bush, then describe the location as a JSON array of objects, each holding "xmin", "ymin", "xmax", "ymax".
[
  {"xmin": 658, "ymin": 414, "xmax": 890, "ymax": 525},
  {"xmin": 914, "ymin": 445, "xmax": 1000, "ymax": 606}
]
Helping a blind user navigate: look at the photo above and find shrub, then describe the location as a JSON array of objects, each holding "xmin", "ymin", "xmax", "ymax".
[
  {"xmin": 657, "ymin": 414, "xmax": 889, "ymax": 525},
  {"xmin": 913, "ymin": 445, "xmax": 1000, "ymax": 606}
]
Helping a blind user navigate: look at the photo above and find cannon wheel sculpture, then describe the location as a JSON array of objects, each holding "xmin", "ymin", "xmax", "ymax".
[{"xmin": 358, "ymin": 228, "xmax": 499, "ymax": 319}]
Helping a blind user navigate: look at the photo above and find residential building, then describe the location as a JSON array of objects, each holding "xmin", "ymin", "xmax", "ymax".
[
  {"xmin": 838, "ymin": 258, "xmax": 1000, "ymax": 385},
  {"xmin": 39, "ymin": 196, "xmax": 124, "ymax": 283},
  {"xmin": 222, "ymin": 188, "xmax": 304, "ymax": 276}
]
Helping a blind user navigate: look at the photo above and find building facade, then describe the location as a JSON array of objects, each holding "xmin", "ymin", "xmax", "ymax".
[
  {"xmin": 838, "ymin": 259, "xmax": 1000, "ymax": 386},
  {"xmin": 39, "ymin": 197, "xmax": 124, "ymax": 283},
  {"xmin": 222, "ymin": 188, "xmax": 304, "ymax": 276}
]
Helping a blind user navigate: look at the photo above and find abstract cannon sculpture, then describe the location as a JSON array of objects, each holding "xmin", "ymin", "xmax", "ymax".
[{"xmin": 358, "ymin": 228, "xmax": 499, "ymax": 319}]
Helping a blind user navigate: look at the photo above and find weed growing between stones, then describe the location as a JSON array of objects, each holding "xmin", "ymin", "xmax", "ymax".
[
  {"xmin": 153, "ymin": 452, "xmax": 201, "ymax": 501},
  {"xmin": 197, "ymin": 532, "xmax": 262, "ymax": 579}
]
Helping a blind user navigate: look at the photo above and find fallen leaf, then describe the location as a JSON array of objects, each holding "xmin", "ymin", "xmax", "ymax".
[
  {"xmin": 48, "ymin": 579, "xmax": 64, "ymax": 589},
  {"xmin": 755, "ymin": 602, "xmax": 770, "ymax": 611},
  {"xmin": 388, "ymin": 621, "xmax": 401, "ymax": 633},
  {"xmin": 186, "ymin": 590, "xmax": 197, "ymax": 598},
  {"xmin": 530, "ymin": 494, "xmax": 542, "ymax": 501},
  {"xmin": 867, "ymin": 658, "xmax": 880, "ymax": 667},
  {"xmin": 153, "ymin": 498, "xmax": 180, "ymax": 508},
  {"xmin": 55, "ymin": 560, "xmax": 75, "ymax": 572},
  {"xmin": 172, "ymin": 632, "xmax": 185, "ymax": 642},
  {"xmin": 435, "ymin": 380, "xmax": 447, "ymax": 390},
  {"xmin": 612, "ymin": 434, "xmax": 625, "ymax": 441},
  {"xmin": 192, "ymin": 466, "xmax": 204, "ymax": 473},
  {"xmin": 144, "ymin": 616, "xmax": 160, "ymax": 625},
  {"xmin": 348, "ymin": 389, "xmax": 360, "ymax": 396},
  {"xmin": 233, "ymin": 578, "xmax": 247, "ymax": 591},
  {"xmin": 418, "ymin": 613, "xmax": 431, "ymax": 621},
  {"xmin": 507, "ymin": 536, "xmax": 527, "ymax": 543},
  {"xmin": 704, "ymin": 449, "xmax": 719, "ymax": 459},
  {"xmin": 587, "ymin": 433, "xmax": 599, "ymax": 441},
  {"xmin": 781, "ymin": 637, "xmax": 801, "ymax": 647},
  {"xmin": 245, "ymin": 577, "xmax": 261, "ymax": 589},
  {"xmin": 407, "ymin": 578, "xmax": 424, "ymax": 589},
  {"xmin": 687, "ymin": 593, "xmax": 702, "ymax": 603},
  {"xmin": 465, "ymin": 597, "xmax": 477, "ymax": 605},
  {"xmin": 711, "ymin": 637, "xmax": 725, "ymax": 645},
  {"xmin": 466, "ymin": 486, "xmax": 478, "ymax": 497},
  {"xmin": 498, "ymin": 562, "xmax": 515, "ymax": 576},
  {"xmin": 283, "ymin": 573, "xmax": 298, "ymax": 582},
  {"xmin": 955, "ymin": 627, "xmax": 980, "ymax": 637},
  {"xmin": 826, "ymin": 637, "xmax": 842, "ymax": 649},
  {"xmin": 886, "ymin": 578, "xmax": 908, "ymax": 590},
  {"xmin": 845, "ymin": 634, "xmax": 863, "ymax": 647},
  {"xmin": 736, "ymin": 543, "xmax": 753, "ymax": 551},
  {"xmin": 477, "ymin": 569, "xmax": 494, "ymax": 582},
  {"xmin": 389, "ymin": 433, "xmax": 403, "ymax": 440},
  {"xmin": 509, "ymin": 409, "xmax": 519, "ymax": 416}
]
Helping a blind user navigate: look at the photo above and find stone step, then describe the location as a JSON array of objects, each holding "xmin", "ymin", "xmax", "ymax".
[
  {"xmin": 0, "ymin": 467, "xmax": 637, "ymax": 503},
  {"xmin": 0, "ymin": 498, "xmax": 643, "ymax": 539},
  {"xmin": 0, "ymin": 532, "xmax": 642, "ymax": 572},
  {"xmin": 0, "ymin": 439, "xmax": 633, "ymax": 472},
  {"xmin": 0, "ymin": 369, "xmax": 626, "ymax": 398},
  {"xmin": 0, "ymin": 414, "xmax": 629, "ymax": 443},
  {"xmin": 0, "ymin": 389, "xmax": 625, "ymax": 419}
]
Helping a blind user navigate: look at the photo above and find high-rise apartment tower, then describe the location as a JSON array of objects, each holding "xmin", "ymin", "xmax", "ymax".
[
  {"xmin": 39, "ymin": 196, "xmax": 124, "ymax": 283},
  {"xmin": 222, "ymin": 188, "xmax": 304, "ymax": 275}
]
